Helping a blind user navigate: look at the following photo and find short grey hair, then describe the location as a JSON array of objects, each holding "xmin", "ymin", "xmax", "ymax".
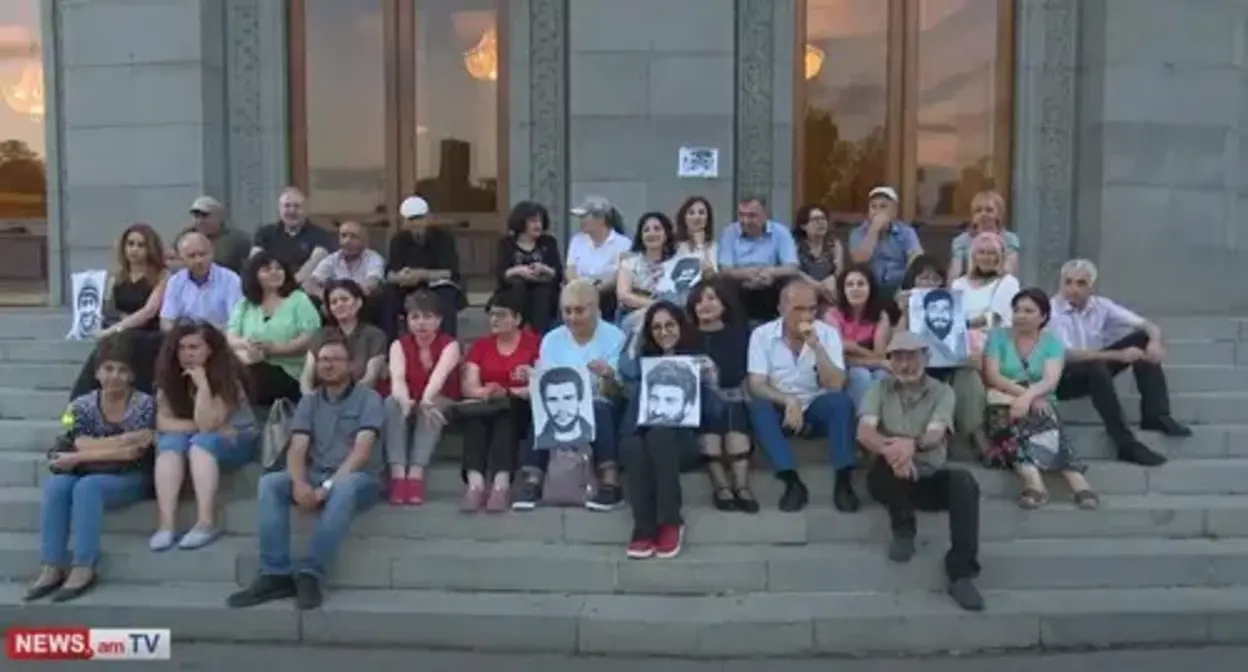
[
  {"xmin": 1060, "ymin": 258, "xmax": 1098, "ymax": 285},
  {"xmin": 560, "ymin": 279, "xmax": 600, "ymax": 310}
]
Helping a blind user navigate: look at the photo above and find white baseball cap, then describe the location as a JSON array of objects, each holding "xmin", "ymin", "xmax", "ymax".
[
  {"xmin": 399, "ymin": 195, "xmax": 430, "ymax": 219},
  {"xmin": 868, "ymin": 186, "xmax": 899, "ymax": 202}
]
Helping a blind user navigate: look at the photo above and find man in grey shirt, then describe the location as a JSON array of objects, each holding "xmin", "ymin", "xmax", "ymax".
[{"xmin": 227, "ymin": 338, "xmax": 384, "ymax": 611}]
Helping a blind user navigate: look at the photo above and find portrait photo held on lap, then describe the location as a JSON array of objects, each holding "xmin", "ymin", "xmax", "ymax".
[
  {"xmin": 908, "ymin": 288, "xmax": 969, "ymax": 368},
  {"xmin": 638, "ymin": 356, "xmax": 702, "ymax": 428},
  {"xmin": 529, "ymin": 364, "xmax": 596, "ymax": 450}
]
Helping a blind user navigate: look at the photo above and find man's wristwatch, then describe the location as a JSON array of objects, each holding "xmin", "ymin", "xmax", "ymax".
[{"xmin": 320, "ymin": 479, "xmax": 334, "ymax": 492}]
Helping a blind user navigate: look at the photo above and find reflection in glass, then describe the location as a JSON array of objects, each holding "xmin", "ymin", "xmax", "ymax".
[
  {"xmin": 802, "ymin": 0, "xmax": 888, "ymax": 216},
  {"xmin": 303, "ymin": 0, "xmax": 386, "ymax": 214},
  {"xmin": 0, "ymin": 3, "xmax": 49, "ymax": 298},
  {"xmin": 413, "ymin": 1, "xmax": 499, "ymax": 214},
  {"xmin": 913, "ymin": 0, "xmax": 1001, "ymax": 219}
]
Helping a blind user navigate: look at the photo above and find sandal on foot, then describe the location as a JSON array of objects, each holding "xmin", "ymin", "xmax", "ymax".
[
  {"xmin": 733, "ymin": 487, "xmax": 760, "ymax": 514},
  {"xmin": 712, "ymin": 487, "xmax": 736, "ymax": 511},
  {"xmin": 1074, "ymin": 490, "xmax": 1100, "ymax": 510},
  {"xmin": 1018, "ymin": 488, "xmax": 1049, "ymax": 510}
]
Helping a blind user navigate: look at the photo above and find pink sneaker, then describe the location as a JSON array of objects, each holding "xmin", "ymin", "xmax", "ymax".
[
  {"xmin": 460, "ymin": 486, "xmax": 486, "ymax": 513},
  {"xmin": 387, "ymin": 478, "xmax": 407, "ymax": 506},
  {"xmin": 407, "ymin": 477, "xmax": 426, "ymax": 506},
  {"xmin": 485, "ymin": 486, "xmax": 510, "ymax": 513}
]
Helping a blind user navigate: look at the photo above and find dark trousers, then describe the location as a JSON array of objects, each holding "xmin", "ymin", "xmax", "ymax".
[
  {"xmin": 866, "ymin": 459, "xmax": 981, "ymax": 580},
  {"xmin": 727, "ymin": 280, "xmax": 780, "ymax": 323},
  {"xmin": 380, "ymin": 283, "xmax": 462, "ymax": 340},
  {"xmin": 460, "ymin": 398, "xmax": 531, "ymax": 479},
  {"xmin": 503, "ymin": 280, "xmax": 559, "ymax": 334},
  {"xmin": 248, "ymin": 362, "xmax": 302, "ymax": 407},
  {"xmin": 70, "ymin": 330, "xmax": 161, "ymax": 399},
  {"xmin": 623, "ymin": 427, "xmax": 685, "ymax": 539},
  {"xmin": 1056, "ymin": 330, "xmax": 1170, "ymax": 443}
]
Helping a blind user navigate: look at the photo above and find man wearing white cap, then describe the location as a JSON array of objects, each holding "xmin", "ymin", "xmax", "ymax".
[
  {"xmin": 251, "ymin": 187, "xmax": 337, "ymax": 284},
  {"xmin": 848, "ymin": 186, "xmax": 923, "ymax": 295},
  {"xmin": 858, "ymin": 330, "xmax": 983, "ymax": 612},
  {"xmin": 380, "ymin": 195, "xmax": 464, "ymax": 338}
]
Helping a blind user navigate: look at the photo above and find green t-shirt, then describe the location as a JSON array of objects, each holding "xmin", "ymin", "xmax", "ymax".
[
  {"xmin": 227, "ymin": 290, "xmax": 323, "ymax": 378},
  {"xmin": 985, "ymin": 327, "xmax": 1065, "ymax": 400}
]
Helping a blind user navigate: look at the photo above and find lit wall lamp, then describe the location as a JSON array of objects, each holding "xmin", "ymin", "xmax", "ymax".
[{"xmin": 805, "ymin": 44, "xmax": 825, "ymax": 80}]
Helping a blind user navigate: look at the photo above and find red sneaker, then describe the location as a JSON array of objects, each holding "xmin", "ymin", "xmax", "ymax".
[
  {"xmin": 655, "ymin": 525, "xmax": 684, "ymax": 558},
  {"xmin": 626, "ymin": 538, "xmax": 655, "ymax": 559},
  {"xmin": 387, "ymin": 477, "xmax": 407, "ymax": 506},
  {"xmin": 407, "ymin": 477, "xmax": 426, "ymax": 506}
]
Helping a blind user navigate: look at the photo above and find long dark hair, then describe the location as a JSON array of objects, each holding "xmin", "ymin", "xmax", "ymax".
[
  {"xmin": 631, "ymin": 211, "xmax": 677, "ymax": 259},
  {"xmin": 241, "ymin": 251, "xmax": 297, "ymax": 305},
  {"xmin": 113, "ymin": 222, "xmax": 167, "ymax": 285},
  {"xmin": 639, "ymin": 301, "xmax": 697, "ymax": 357},
  {"xmin": 155, "ymin": 321, "xmax": 247, "ymax": 419},
  {"xmin": 674, "ymin": 196, "xmax": 715, "ymax": 244},
  {"xmin": 834, "ymin": 263, "xmax": 886, "ymax": 324}
]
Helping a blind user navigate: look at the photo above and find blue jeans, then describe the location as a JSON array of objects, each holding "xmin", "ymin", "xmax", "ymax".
[
  {"xmin": 157, "ymin": 430, "xmax": 257, "ymax": 471},
  {"xmin": 846, "ymin": 366, "xmax": 891, "ymax": 409},
  {"xmin": 256, "ymin": 469, "xmax": 382, "ymax": 578},
  {"xmin": 748, "ymin": 391, "xmax": 857, "ymax": 473},
  {"xmin": 40, "ymin": 472, "xmax": 150, "ymax": 567},
  {"xmin": 520, "ymin": 398, "xmax": 621, "ymax": 474}
]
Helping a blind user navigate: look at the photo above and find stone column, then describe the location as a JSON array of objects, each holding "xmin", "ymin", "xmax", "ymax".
[
  {"xmin": 519, "ymin": 0, "xmax": 570, "ymax": 245},
  {"xmin": 53, "ymin": 0, "xmax": 228, "ymax": 276}
]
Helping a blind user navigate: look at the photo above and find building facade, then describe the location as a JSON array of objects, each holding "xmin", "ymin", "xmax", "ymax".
[{"xmin": 2, "ymin": 0, "xmax": 1245, "ymax": 313}]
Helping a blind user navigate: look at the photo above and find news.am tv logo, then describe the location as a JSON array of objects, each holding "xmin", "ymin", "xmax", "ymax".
[{"xmin": 6, "ymin": 627, "xmax": 171, "ymax": 661}]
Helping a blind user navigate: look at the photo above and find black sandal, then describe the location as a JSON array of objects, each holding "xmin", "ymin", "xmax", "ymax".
[
  {"xmin": 1073, "ymin": 490, "xmax": 1100, "ymax": 510},
  {"xmin": 51, "ymin": 570, "xmax": 98, "ymax": 603},
  {"xmin": 712, "ymin": 487, "xmax": 737, "ymax": 511},
  {"xmin": 727, "ymin": 453, "xmax": 760, "ymax": 514},
  {"xmin": 1018, "ymin": 488, "xmax": 1049, "ymax": 510}
]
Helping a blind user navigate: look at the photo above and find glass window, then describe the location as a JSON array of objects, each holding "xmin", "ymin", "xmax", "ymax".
[
  {"xmin": 298, "ymin": 0, "xmax": 386, "ymax": 215},
  {"xmin": 412, "ymin": 1, "xmax": 500, "ymax": 213},
  {"xmin": 799, "ymin": 0, "xmax": 1013, "ymax": 223},
  {"xmin": 290, "ymin": 0, "xmax": 504, "ymax": 220},
  {"xmin": 0, "ymin": 2, "xmax": 49, "ymax": 299}
]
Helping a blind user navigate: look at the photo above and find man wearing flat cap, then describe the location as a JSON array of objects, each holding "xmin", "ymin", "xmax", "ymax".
[{"xmin": 857, "ymin": 331, "xmax": 984, "ymax": 612}]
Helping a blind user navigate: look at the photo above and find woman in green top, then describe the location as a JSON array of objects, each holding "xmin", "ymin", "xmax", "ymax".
[
  {"xmin": 982, "ymin": 287, "xmax": 1097, "ymax": 510},
  {"xmin": 227, "ymin": 252, "xmax": 322, "ymax": 405}
]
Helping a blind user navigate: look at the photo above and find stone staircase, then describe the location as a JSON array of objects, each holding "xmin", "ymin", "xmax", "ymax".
[{"xmin": 1, "ymin": 308, "xmax": 1248, "ymax": 657}]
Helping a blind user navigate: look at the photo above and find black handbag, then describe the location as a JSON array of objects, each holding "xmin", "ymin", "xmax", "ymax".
[{"xmin": 47, "ymin": 432, "xmax": 148, "ymax": 476}]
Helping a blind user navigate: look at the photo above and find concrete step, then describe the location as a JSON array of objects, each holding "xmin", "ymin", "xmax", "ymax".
[
  {"xmin": 0, "ymin": 339, "xmax": 94, "ymax": 364},
  {"xmin": 10, "ymin": 453, "xmax": 1248, "ymax": 499},
  {"xmin": 1, "ymin": 581, "xmax": 1246, "ymax": 656},
  {"xmin": 0, "ymin": 387, "xmax": 68, "ymax": 419},
  {"xmin": 0, "ymin": 362, "xmax": 81, "ymax": 390},
  {"xmin": 1112, "ymin": 364, "xmax": 1248, "ymax": 393},
  {"xmin": 2, "ymin": 533, "xmax": 1247, "ymax": 595},
  {"xmin": 1058, "ymin": 392, "xmax": 1248, "ymax": 425},
  {"xmin": 0, "ymin": 486, "xmax": 1245, "ymax": 542}
]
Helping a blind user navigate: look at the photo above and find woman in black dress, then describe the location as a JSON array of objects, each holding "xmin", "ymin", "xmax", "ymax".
[
  {"xmin": 494, "ymin": 201, "xmax": 562, "ymax": 333},
  {"xmin": 69, "ymin": 223, "xmax": 169, "ymax": 398}
]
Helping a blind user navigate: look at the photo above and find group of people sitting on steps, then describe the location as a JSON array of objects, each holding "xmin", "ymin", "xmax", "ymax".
[{"xmin": 25, "ymin": 185, "xmax": 1190, "ymax": 614}]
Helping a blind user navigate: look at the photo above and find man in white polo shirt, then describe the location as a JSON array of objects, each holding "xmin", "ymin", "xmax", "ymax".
[{"xmin": 747, "ymin": 280, "xmax": 858, "ymax": 513}]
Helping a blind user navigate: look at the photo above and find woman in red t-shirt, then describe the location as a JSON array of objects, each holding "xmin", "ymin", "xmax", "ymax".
[
  {"xmin": 384, "ymin": 290, "xmax": 461, "ymax": 506},
  {"xmin": 459, "ymin": 288, "xmax": 540, "ymax": 512}
]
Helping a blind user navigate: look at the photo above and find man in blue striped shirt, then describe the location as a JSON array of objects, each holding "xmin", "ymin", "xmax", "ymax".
[{"xmin": 159, "ymin": 231, "xmax": 243, "ymax": 331}]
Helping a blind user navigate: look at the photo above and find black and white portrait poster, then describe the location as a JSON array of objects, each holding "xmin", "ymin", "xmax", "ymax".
[
  {"xmin": 639, "ymin": 356, "xmax": 702, "ymax": 428},
  {"xmin": 66, "ymin": 269, "xmax": 108, "ymax": 340},
  {"xmin": 908, "ymin": 288, "xmax": 968, "ymax": 368},
  {"xmin": 530, "ymin": 365, "xmax": 596, "ymax": 450},
  {"xmin": 654, "ymin": 254, "xmax": 702, "ymax": 298}
]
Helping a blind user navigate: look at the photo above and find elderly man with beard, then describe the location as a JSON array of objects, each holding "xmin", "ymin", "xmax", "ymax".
[{"xmin": 859, "ymin": 331, "xmax": 984, "ymax": 612}]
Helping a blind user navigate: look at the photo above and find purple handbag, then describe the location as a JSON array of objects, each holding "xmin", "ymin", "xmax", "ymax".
[{"xmin": 541, "ymin": 449, "xmax": 596, "ymax": 506}]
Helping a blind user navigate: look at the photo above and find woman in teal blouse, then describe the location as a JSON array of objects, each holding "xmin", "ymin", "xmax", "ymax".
[
  {"xmin": 226, "ymin": 253, "xmax": 322, "ymax": 405},
  {"xmin": 982, "ymin": 287, "xmax": 1097, "ymax": 510}
]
